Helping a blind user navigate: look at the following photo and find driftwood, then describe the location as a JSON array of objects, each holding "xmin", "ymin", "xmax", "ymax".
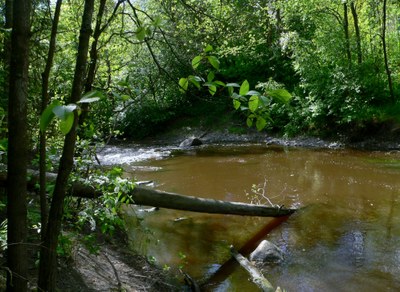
[
  {"xmin": 230, "ymin": 246, "xmax": 277, "ymax": 292},
  {"xmin": 0, "ymin": 170, "xmax": 297, "ymax": 217}
]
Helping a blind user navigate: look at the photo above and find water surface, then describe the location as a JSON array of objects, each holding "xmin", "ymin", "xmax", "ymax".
[{"xmin": 103, "ymin": 144, "xmax": 400, "ymax": 291}]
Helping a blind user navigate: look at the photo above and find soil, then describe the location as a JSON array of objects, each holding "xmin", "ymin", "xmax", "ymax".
[{"xmin": 57, "ymin": 243, "xmax": 181, "ymax": 292}]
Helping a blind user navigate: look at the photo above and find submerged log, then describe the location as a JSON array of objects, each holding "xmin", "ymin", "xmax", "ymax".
[
  {"xmin": 230, "ymin": 246, "xmax": 275, "ymax": 292},
  {"xmin": 0, "ymin": 170, "xmax": 297, "ymax": 217},
  {"xmin": 203, "ymin": 216, "xmax": 291, "ymax": 288}
]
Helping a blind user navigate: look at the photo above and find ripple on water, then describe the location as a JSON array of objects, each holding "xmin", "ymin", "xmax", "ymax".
[{"xmin": 96, "ymin": 146, "xmax": 173, "ymax": 165}]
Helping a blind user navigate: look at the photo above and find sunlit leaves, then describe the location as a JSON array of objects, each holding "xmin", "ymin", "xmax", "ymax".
[
  {"xmin": 40, "ymin": 100, "xmax": 60, "ymax": 133},
  {"xmin": 78, "ymin": 90, "xmax": 104, "ymax": 103},
  {"xmin": 233, "ymin": 99, "xmax": 241, "ymax": 110},
  {"xmin": 41, "ymin": 91, "xmax": 101, "ymax": 135},
  {"xmin": 207, "ymin": 56, "xmax": 220, "ymax": 70},
  {"xmin": 239, "ymin": 80, "xmax": 250, "ymax": 96},
  {"xmin": 268, "ymin": 89, "xmax": 292, "ymax": 103},
  {"xmin": 207, "ymin": 71, "xmax": 215, "ymax": 82},
  {"xmin": 59, "ymin": 112, "xmax": 75, "ymax": 135},
  {"xmin": 179, "ymin": 77, "xmax": 189, "ymax": 92},
  {"xmin": 204, "ymin": 44, "xmax": 213, "ymax": 53},
  {"xmin": 52, "ymin": 104, "xmax": 77, "ymax": 135},
  {"xmin": 192, "ymin": 55, "xmax": 202, "ymax": 69},
  {"xmin": 248, "ymin": 95, "xmax": 259, "ymax": 112},
  {"xmin": 255, "ymin": 116, "xmax": 267, "ymax": 131},
  {"xmin": 188, "ymin": 75, "xmax": 202, "ymax": 89},
  {"xmin": 136, "ymin": 26, "xmax": 147, "ymax": 41}
]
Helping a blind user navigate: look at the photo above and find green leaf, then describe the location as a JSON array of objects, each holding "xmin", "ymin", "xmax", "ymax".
[
  {"xmin": 214, "ymin": 81, "xmax": 225, "ymax": 86},
  {"xmin": 246, "ymin": 116, "xmax": 253, "ymax": 127},
  {"xmin": 59, "ymin": 112, "xmax": 75, "ymax": 135},
  {"xmin": 52, "ymin": 104, "xmax": 77, "ymax": 120},
  {"xmin": 239, "ymin": 80, "xmax": 250, "ymax": 96},
  {"xmin": 188, "ymin": 76, "xmax": 201, "ymax": 89},
  {"xmin": 209, "ymin": 85, "xmax": 217, "ymax": 96},
  {"xmin": 40, "ymin": 100, "xmax": 61, "ymax": 133},
  {"xmin": 121, "ymin": 94, "xmax": 130, "ymax": 101},
  {"xmin": 207, "ymin": 56, "xmax": 220, "ymax": 70},
  {"xmin": 179, "ymin": 78, "xmax": 188, "ymax": 92},
  {"xmin": 207, "ymin": 71, "xmax": 215, "ymax": 82},
  {"xmin": 248, "ymin": 95, "xmax": 259, "ymax": 112},
  {"xmin": 233, "ymin": 99, "xmax": 241, "ymax": 110},
  {"xmin": 226, "ymin": 83, "xmax": 240, "ymax": 87},
  {"xmin": 204, "ymin": 44, "xmax": 213, "ymax": 53},
  {"xmin": 246, "ymin": 90, "xmax": 260, "ymax": 96},
  {"xmin": 256, "ymin": 116, "xmax": 267, "ymax": 131},
  {"xmin": 79, "ymin": 90, "xmax": 103, "ymax": 103},
  {"xmin": 151, "ymin": 16, "xmax": 162, "ymax": 27},
  {"xmin": 136, "ymin": 26, "xmax": 146, "ymax": 41},
  {"xmin": 78, "ymin": 97, "xmax": 100, "ymax": 104},
  {"xmin": 192, "ymin": 55, "xmax": 202, "ymax": 69},
  {"xmin": 228, "ymin": 86, "xmax": 234, "ymax": 96},
  {"xmin": 268, "ymin": 89, "xmax": 292, "ymax": 103}
]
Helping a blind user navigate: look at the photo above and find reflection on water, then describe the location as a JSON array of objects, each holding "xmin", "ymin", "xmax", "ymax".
[{"xmin": 119, "ymin": 145, "xmax": 400, "ymax": 291}]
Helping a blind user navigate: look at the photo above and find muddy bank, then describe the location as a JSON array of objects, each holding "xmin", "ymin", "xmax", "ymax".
[{"xmin": 122, "ymin": 126, "xmax": 400, "ymax": 151}]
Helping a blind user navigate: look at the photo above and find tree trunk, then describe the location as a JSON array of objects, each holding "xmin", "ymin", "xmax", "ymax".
[
  {"xmin": 230, "ymin": 246, "xmax": 275, "ymax": 292},
  {"xmin": 39, "ymin": 0, "xmax": 63, "ymax": 239},
  {"xmin": 382, "ymin": 0, "xmax": 395, "ymax": 102},
  {"xmin": 0, "ymin": 170, "xmax": 297, "ymax": 218},
  {"xmin": 6, "ymin": 0, "xmax": 31, "ymax": 290},
  {"xmin": 38, "ymin": 0, "xmax": 94, "ymax": 290},
  {"xmin": 84, "ymin": 0, "xmax": 106, "ymax": 94},
  {"xmin": 350, "ymin": 2, "xmax": 362, "ymax": 64},
  {"xmin": 2, "ymin": 0, "xmax": 13, "ymax": 111},
  {"xmin": 79, "ymin": 0, "xmax": 107, "ymax": 126},
  {"xmin": 343, "ymin": 2, "xmax": 352, "ymax": 67}
]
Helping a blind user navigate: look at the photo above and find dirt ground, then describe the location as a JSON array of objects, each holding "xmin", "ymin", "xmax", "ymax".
[{"xmin": 56, "ymin": 243, "xmax": 182, "ymax": 292}]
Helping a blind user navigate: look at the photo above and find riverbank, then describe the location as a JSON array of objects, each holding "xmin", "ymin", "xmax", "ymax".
[{"xmin": 134, "ymin": 123, "xmax": 400, "ymax": 151}]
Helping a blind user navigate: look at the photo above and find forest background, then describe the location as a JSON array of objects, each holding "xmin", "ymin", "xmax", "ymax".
[{"xmin": 1, "ymin": 0, "xmax": 400, "ymax": 290}]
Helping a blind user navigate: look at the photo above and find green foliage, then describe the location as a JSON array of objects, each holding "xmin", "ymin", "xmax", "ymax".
[{"xmin": 40, "ymin": 91, "xmax": 101, "ymax": 135}]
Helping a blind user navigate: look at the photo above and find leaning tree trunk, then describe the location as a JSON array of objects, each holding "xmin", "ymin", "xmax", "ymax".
[
  {"xmin": 39, "ymin": 0, "xmax": 63, "ymax": 239},
  {"xmin": 37, "ymin": 0, "xmax": 94, "ymax": 290},
  {"xmin": 6, "ymin": 0, "xmax": 31, "ymax": 290}
]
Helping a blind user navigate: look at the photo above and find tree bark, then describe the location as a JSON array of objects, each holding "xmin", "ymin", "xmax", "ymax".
[
  {"xmin": 38, "ymin": 0, "xmax": 94, "ymax": 290},
  {"xmin": 382, "ymin": 0, "xmax": 395, "ymax": 102},
  {"xmin": 230, "ymin": 246, "xmax": 275, "ymax": 292},
  {"xmin": 343, "ymin": 2, "xmax": 352, "ymax": 67},
  {"xmin": 6, "ymin": 0, "xmax": 31, "ymax": 290},
  {"xmin": 84, "ymin": 0, "xmax": 106, "ymax": 94},
  {"xmin": 350, "ymin": 2, "xmax": 362, "ymax": 64},
  {"xmin": 39, "ymin": 0, "xmax": 63, "ymax": 239},
  {"xmin": 2, "ymin": 0, "xmax": 13, "ymax": 111}
]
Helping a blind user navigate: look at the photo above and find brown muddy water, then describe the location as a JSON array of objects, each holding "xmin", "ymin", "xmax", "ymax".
[{"xmin": 99, "ymin": 144, "xmax": 400, "ymax": 291}]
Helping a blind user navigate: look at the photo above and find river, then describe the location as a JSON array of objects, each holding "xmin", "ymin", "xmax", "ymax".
[{"xmin": 98, "ymin": 143, "xmax": 400, "ymax": 291}]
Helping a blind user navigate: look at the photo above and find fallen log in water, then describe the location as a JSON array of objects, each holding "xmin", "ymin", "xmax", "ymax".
[
  {"xmin": 202, "ymin": 216, "xmax": 292, "ymax": 289},
  {"xmin": 230, "ymin": 246, "xmax": 276, "ymax": 292},
  {"xmin": 0, "ymin": 170, "xmax": 297, "ymax": 217}
]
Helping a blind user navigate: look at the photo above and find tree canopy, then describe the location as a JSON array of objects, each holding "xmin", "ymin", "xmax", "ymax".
[{"xmin": 1, "ymin": 0, "xmax": 400, "ymax": 290}]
